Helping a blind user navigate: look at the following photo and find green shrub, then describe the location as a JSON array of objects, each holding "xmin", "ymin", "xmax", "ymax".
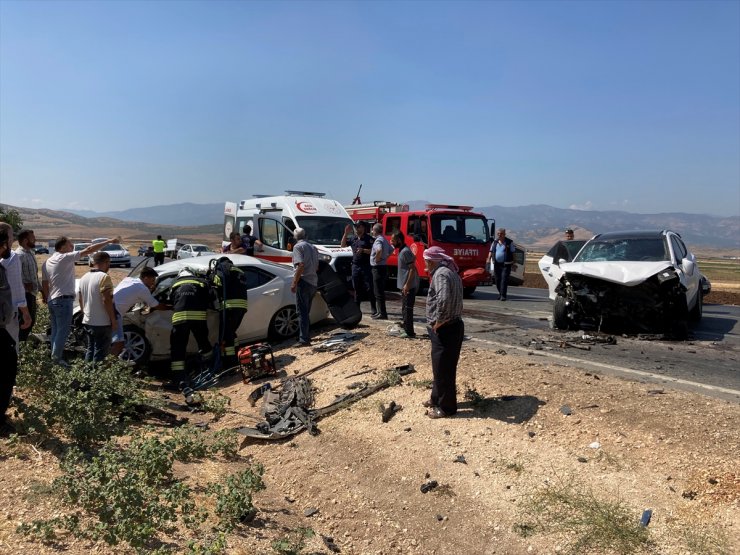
[{"xmin": 207, "ymin": 465, "xmax": 265, "ymax": 532}]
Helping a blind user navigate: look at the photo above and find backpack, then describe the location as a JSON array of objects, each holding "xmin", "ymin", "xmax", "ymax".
[{"xmin": 0, "ymin": 266, "xmax": 13, "ymax": 329}]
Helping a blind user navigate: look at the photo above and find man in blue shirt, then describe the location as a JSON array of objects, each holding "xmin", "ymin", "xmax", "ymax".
[{"xmin": 486, "ymin": 228, "xmax": 516, "ymax": 301}]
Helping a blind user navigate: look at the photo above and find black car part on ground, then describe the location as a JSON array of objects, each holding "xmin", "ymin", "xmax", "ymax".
[
  {"xmin": 554, "ymin": 268, "xmax": 690, "ymax": 338},
  {"xmin": 237, "ymin": 363, "xmax": 415, "ymax": 441},
  {"xmin": 316, "ymin": 260, "xmax": 362, "ymax": 329}
]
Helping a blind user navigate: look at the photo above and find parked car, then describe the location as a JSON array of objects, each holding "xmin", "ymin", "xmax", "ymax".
[
  {"xmin": 538, "ymin": 240, "xmax": 587, "ymax": 299},
  {"xmin": 177, "ymin": 244, "xmax": 216, "ymax": 259},
  {"xmin": 73, "ymin": 243, "xmax": 91, "ymax": 265},
  {"xmin": 118, "ymin": 254, "xmax": 330, "ymax": 365},
  {"xmin": 551, "ymin": 230, "xmax": 704, "ymax": 338},
  {"xmin": 137, "ymin": 245, "xmax": 154, "ymax": 257},
  {"xmin": 101, "ymin": 243, "xmax": 131, "ymax": 268},
  {"xmin": 34, "ymin": 246, "xmax": 49, "ymax": 255}
]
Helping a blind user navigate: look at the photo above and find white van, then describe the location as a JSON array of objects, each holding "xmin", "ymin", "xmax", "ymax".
[{"xmin": 224, "ymin": 191, "xmax": 354, "ymax": 279}]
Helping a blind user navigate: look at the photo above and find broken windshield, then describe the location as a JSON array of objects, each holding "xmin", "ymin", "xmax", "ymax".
[{"xmin": 575, "ymin": 238, "xmax": 668, "ymax": 262}]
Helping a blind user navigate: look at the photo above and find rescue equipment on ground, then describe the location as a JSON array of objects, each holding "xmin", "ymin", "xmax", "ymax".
[{"xmin": 238, "ymin": 343, "xmax": 277, "ymax": 382}]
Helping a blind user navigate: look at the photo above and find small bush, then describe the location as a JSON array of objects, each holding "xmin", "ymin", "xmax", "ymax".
[
  {"xmin": 523, "ymin": 477, "xmax": 650, "ymax": 554},
  {"xmin": 271, "ymin": 527, "xmax": 315, "ymax": 555},
  {"xmin": 208, "ymin": 465, "xmax": 265, "ymax": 532}
]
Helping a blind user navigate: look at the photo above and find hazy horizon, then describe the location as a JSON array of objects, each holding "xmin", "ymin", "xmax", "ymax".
[{"xmin": 1, "ymin": 1, "xmax": 738, "ymax": 216}]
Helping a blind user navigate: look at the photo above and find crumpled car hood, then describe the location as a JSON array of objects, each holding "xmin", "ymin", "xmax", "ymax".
[{"xmin": 560, "ymin": 261, "xmax": 672, "ymax": 286}]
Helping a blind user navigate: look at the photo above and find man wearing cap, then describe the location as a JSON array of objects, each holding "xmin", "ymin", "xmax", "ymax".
[
  {"xmin": 565, "ymin": 229, "xmax": 575, "ymax": 241},
  {"xmin": 341, "ymin": 221, "xmax": 376, "ymax": 315},
  {"xmin": 422, "ymin": 246, "xmax": 464, "ymax": 419},
  {"xmin": 77, "ymin": 251, "xmax": 116, "ymax": 363}
]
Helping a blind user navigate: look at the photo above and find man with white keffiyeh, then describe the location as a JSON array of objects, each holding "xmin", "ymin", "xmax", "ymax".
[{"xmin": 422, "ymin": 246, "xmax": 464, "ymax": 419}]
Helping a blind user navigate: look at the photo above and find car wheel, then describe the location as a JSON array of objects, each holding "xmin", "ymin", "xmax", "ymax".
[
  {"xmin": 463, "ymin": 286, "xmax": 476, "ymax": 298},
  {"xmin": 269, "ymin": 306, "xmax": 299, "ymax": 339},
  {"xmin": 689, "ymin": 293, "xmax": 703, "ymax": 322},
  {"xmin": 553, "ymin": 295, "xmax": 570, "ymax": 330},
  {"xmin": 121, "ymin": 325, "xmax": 152, "ymax": 365}
]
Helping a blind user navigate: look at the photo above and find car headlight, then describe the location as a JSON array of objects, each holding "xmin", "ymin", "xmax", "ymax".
[{"xmin": 318, "ymin": 253, "xmax": 332, "ymax": 263}]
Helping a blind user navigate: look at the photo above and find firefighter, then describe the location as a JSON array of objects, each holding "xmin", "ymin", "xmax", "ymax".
[
  {"xmin": 210, "ymin": 257, "xmax": 248, "ymax": 369},
  {"xmin": 168, "ymin": 267, "xmax": 214, "ymax": 386}
]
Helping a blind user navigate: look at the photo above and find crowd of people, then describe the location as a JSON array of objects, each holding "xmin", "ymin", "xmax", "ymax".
[{"xmin": 0, "ymin": 219, "xmax": 554, "ymax": 433}]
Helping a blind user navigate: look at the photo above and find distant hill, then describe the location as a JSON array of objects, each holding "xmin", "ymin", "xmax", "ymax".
[
  {"xmin": 12, "ymin": 201, "xmax": 739, "ymax": 250},
  {"xmin": 69, "ymin": 202, "xmax": 224, "ymax": 226}
]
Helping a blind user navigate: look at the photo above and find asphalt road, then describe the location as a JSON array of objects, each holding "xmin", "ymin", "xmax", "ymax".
[{"xmin": 390, "ymin": 285, "xmax": 740, "ymax": 403}]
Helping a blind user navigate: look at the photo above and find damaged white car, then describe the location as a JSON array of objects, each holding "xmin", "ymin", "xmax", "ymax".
[{"xmin": 552, "ymin": 230, "xmax": 704, "ymax": 338}]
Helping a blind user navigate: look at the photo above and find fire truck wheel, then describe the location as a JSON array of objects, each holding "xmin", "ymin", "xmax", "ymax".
[{"xmin": 463, "ymin": 286, "xmax": 476, "ymax": 298}]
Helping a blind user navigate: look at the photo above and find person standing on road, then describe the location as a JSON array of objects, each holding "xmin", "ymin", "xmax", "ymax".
[
  {"xmin": 0, "ymin": 223, "xmax": 31, "ymax": 349},
  {"xmin": 77, "ymin": 252, "xmax": 116, "ymax": 363},
  {"xmin": 41, "ymin": 236, "xmax": 120, "ymax": 367},
  {"xmin": 0, "ymin": 227, "xmax": 20, "ymax": 435},
  {"xmin": 392, "ymin": 231, "xmax": 419, "ymax": 338},
  {"xmin": 152, "ymin": 235, "xmax": 166, "ymax": 266},
  {"xmin": 291, "ymin": 228, "xmax": 318, "ymax": 346},
  {"xmin": 341, "ymin": 221, "xmax": 376, "ymax": 315},
  {"xmin": 487, "ymin": 228, "xmax": 516, "ymax": 301},
  {"xmin": 370, "ymin": 223, "xmax": 393, "ymax": 320},
  {"xmin": 423, "ymin": 246, "xmax": 464, "ymax": 419},
  {"xmin": 15, "ymin": 229, "xmax": 40, "ymax": 341},
  {"xmin": 111, "ymin": 267, "xmax": 167, "ymax": 357}
]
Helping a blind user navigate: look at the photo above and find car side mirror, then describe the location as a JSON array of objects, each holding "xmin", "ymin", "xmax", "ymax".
[
  {"xmin": 557, "ymin": 258, "xmax": 567, "ymax": 266},
  {"xmin": 682, "ymin": 258, "xmax": 695, "ymax": 277}
]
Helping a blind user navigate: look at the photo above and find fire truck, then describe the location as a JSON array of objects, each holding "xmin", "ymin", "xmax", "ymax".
[{"xmin": 344, "ymin": 201, "xmax": 526, "ymax": 297}]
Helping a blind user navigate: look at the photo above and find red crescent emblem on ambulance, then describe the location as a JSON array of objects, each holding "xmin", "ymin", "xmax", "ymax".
[{"xmin": 296, "ymin": 201, "xmax": 318, "ymax": 214}]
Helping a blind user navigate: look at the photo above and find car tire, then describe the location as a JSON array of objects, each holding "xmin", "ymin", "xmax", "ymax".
[
  {"xmin": 553, "ymin": 295, "xmax": 570, "ymax": 330},
  {"xmin": 689, "ymin": 293, "xmax": 703, "ymax": 322},
  {"xmin": 269, "ymin": 306, "xmax": 299, "ymax": 339},
  {"xmin": 121, "ymin": 325, "xmax": 152, "ymax": 365},
  {"xmin": 463, "ymin": 286, "xmax": 476, "ymax": 298}
]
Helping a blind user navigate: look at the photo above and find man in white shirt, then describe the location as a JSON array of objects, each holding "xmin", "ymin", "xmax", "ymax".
[
  {"xmin": 15, "ymin": 229, "xmax": 39, "ymax": 341},
  {"xmin": 78, "ymin": 251, "xmax": 117, "ymax": 363},
  {"xmin": 42, "ymin": 235, "xmax": 120, "ymax": 366},
  {"xmin": 111, "ymin": 266, "xmax": 166, "ymax": 357},
  {"xmin": 0, "ymin": 223, "xmax": 31, "ymax": 349}
]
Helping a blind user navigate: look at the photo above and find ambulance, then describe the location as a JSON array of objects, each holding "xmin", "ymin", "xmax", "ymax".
[{"xmin": 223, "ymin": 191, "xmax": 354, "ymax": 282}]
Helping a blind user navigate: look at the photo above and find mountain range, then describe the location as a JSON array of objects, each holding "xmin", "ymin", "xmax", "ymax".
[{"xmin": 9, "ymin": 201, "xmax": 739, "ymax": 249}]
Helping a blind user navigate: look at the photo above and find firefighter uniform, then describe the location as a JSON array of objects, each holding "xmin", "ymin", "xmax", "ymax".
[
  {"xmin": 169, "ymin": 270, "xmax": 214, "ymax": 380},
  {"xmin": 212, "ymin": 260, "xmax": 248, "ymax": 369}
]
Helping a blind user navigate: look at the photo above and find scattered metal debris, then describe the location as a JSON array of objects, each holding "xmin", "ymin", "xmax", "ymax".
[
  {"xmin": 381, "ymin": 401, "xmax": 402, "ymax": 423},
  {"xmin": 313, "ymin": 332, "xmax": 359, "ymax": 353},
  {"xmin": 420, "ymin": 480, "xmax": 438, "ymax": 493},
  {"xmin": 560, "ymin": 405, "xmax": 573, "ymax": 416},
  {"xmin": 639, "ymin": 509, "xmax": 652, "ymax": 527},
  {"xmin": 453, "ymin": 455, "xmax": 467, "ymax": 464}
]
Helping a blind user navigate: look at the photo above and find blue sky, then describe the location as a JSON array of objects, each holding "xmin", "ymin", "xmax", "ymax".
[{"xmin": 1, "ymin": 0, "xmax": 738, "ymax": 216}]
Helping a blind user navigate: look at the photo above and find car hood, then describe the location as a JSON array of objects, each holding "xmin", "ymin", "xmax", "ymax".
[{"xmin": 560, "ymin": 261, "xmax": 673, "ymax": 286}]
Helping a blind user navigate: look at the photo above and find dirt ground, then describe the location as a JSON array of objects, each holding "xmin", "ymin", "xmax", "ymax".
[
  {"xmin": 1, "ymin": 314, "xmax": 738, "ymax": 554},
  {"xmin": 1, "ymin": 259, "xmax": 736, "ymax": 553}
]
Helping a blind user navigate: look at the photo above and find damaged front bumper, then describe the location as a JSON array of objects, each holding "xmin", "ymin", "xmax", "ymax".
[{"xmin": 555, "ymin": 267, "xmax": 689, "ymax": 334}]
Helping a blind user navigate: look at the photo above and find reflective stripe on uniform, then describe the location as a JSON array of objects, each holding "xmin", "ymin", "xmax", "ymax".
[
  {"xmin": 172, "ymin": 310, "xmax": 207, "ymax": 323},
  {"xmin": 222, "ymin": 299, "xmax": 248, "ymax": 310},
  {"xmin": 224, "ymin": 346, "xmax": 236, "ymax": 356},
  {"xmin": 171, "ymin": 360, "xmax": 185, "ymax": 371},
  {"xmin": 172, "ymin": 279, "xmax": 206, "ymax": 289}
]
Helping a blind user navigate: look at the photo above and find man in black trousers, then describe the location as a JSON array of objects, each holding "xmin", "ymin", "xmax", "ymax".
[{"xmin": 422, "ymin": 246, "xmax": 464, "ymax": 419}]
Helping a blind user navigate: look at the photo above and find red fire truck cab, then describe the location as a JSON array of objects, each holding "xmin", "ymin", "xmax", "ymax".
[{"xmin": 344, "ymin": 201, "xmax": 499, "ymax": 297}]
